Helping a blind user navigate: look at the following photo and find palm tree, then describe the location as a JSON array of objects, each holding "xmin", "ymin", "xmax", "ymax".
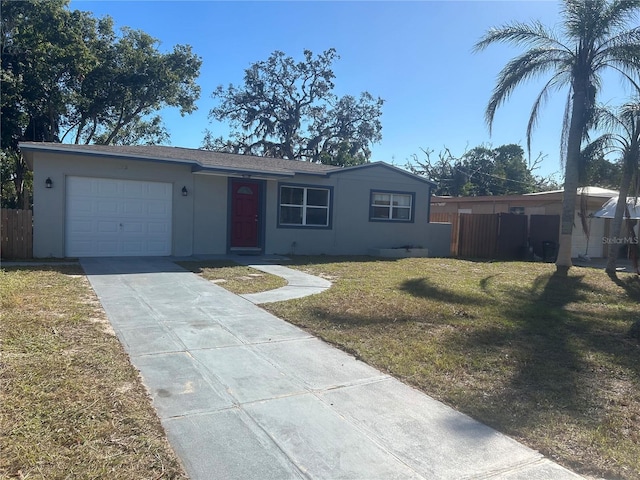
[
  {"xmin": 474, "ymin": 0, "xmax": 640, "ymax": 273},
  {"xmin": 589, "ymin": 100, "xmax": 640, "ymax": 273}
]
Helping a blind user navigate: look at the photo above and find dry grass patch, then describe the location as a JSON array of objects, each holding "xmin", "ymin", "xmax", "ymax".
[
  {"xmin": 263, "ymin": 257, "xmax": 640, "ymax": 480},
  {"xmin": 177, "ymin": 260, "xmax": 287, "ymax": 294},
  {"xmin": 0, "ymin": 265, "xmax": 187, "ymax": 479}
]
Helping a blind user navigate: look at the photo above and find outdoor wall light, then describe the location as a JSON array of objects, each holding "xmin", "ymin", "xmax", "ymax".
[
  {"xmin": 182, "ymin": 186, "xmax": 188, "ymax": 196},
  {"xmin": 45, "ymin": 177, "xmax": 53, "ymax": 189}
]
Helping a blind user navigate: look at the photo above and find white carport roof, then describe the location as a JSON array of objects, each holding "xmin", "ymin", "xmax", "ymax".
[{"xmin": 593, "ymin": 196, "xmax": 640, "ymax": 219}]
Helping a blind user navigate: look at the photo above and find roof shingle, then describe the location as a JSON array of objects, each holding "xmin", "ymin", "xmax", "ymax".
[{"xmin": 19, "ymin": 142, "xmax": 341, "ymax": 176}]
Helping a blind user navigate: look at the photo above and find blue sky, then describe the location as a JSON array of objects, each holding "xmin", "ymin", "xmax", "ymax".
[{"xmin": 71, "ymin": 1, "xmax": 635, "ymax": 179}]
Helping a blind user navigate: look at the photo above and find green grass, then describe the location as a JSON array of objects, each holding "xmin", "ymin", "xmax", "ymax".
[
  {"xmin": 177, "ymin": 260, "xmax": 287, "ymax": 294},
  {"xmin": 257, "ymin": 257, "xmax": 640, "ymax": 480},
  {"xmin": 0, "ymin": 266, "xmax": 187, "ymax": 479}
]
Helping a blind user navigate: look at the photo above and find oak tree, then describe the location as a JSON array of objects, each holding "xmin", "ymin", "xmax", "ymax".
[{"xmin": 204, "ymin": 49, "xmax": 383, "ymax": 165}]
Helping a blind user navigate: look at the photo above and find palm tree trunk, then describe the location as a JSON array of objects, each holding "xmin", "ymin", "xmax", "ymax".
[
  {"xmin": 13, "ymin": 154, "xmax": 27, "ymax": 210},
  {"xmin": 556, "ymin": 90, "xmax": 586, "ymax": 273},
  {"xmin": 605, "ymin": 157, "xmax": 634, "ymax": 274}
]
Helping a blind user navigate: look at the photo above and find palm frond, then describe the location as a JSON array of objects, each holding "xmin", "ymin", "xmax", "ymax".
[
  {"xmin": 562, "ymin": 0, "xmax": 625, "ymax": 43},
  {"xmin": 562, "ymin": 0, "xmax": 603, "ymax": 41},
  {"xmin": 486, "ymin": 48, "xmax": 570, "ymax": 132},
  {"xmin": 526, "ymin": 71, "xmax": 570, "ymax": 153},
  {"xmin": 594, "ymin": 28, "xmax": 640, "ymax": 74},
  {"xmin": 596, "ymin": 26, "xmax": 640, "ymax": 52},
  {"xmin": 601, "ymin": 0, "xmax": 640, "ymax": 32},
  {"xmin": 592, "ymin": 104, "xmax": 627, "ymax": 133},
  {"xmin": 582, "ymin": 132, "xmax": 616, "ymax": 159},
  {"xmin": 620, "ymin": 100, "xmax": 640, "ymax": 131},
  {"xmin": 600, "ymin": 65, "xmax": 640, "ymax": 103},
  {"xmin": 474, "ymin": 21, "xmax": 568, "ymax": 52}
]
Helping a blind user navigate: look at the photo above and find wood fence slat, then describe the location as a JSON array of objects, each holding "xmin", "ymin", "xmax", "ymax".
[
  {"xmin": 1, "ymin": 209, "xmax": 7, "ymax": 256},
  {"xmin": 1, "ymin": 208, "xmax": 33, "ymax": 259},
  {"xmin": 458, "ymin": 213, "xmax": 499, "ymax": 258},
  {"xmin": 16, "ymin": 210, "xmax": 24, "ymax": 258},
  {"xmin": 10, "ymin": 209, "xmax": 18, "ymax": 257},
  {"xmin": 26, "ymin": 210, "xmax": 33, "ymax": 258}
]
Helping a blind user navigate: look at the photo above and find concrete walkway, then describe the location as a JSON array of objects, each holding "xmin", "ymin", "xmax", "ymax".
[
  {"xmin": 81, "ymin": 257, "xmax": 583, "ymax": 480},
  {"xmin": 234, "ymin": 257, "xmax": 332, "ymax": 304}
]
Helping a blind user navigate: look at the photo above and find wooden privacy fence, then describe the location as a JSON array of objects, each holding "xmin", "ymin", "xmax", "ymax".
[
  {"xmin": 458, "ymin": 213, "xmax": 500, "ymax": 258},
  {"xmin": 430, "ymin": 212, "xmax": 560, "ymax": 260},
  {"xmin": 1, "ymin": 209, "xmax": 33, "ymax": 259}
]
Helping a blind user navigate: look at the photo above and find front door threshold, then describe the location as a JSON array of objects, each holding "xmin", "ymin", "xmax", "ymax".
[{"xmin": 230, "ymin": 247, "xmax": 263, "ymax": 255}]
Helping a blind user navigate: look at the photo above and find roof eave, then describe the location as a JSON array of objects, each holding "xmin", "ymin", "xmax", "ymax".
[
  {"xmin": 327, "ymin": 161, "xmax": 437, "ymax": 187},
  {"xmin": 19, "ymin": 142, "xmax": 337, "ymax": 178},
  {"xmin": 191, "ymin": 165, "xmax": 295, "ymax": 179},
  {"xmin": 19, "ymin": 142, "xmax": 198, "ymax": 168}
]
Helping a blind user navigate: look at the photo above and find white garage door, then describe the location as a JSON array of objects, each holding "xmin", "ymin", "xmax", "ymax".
[{"xmin": 65, "ymin": 176, "xmax": 172, "ymax": 257}]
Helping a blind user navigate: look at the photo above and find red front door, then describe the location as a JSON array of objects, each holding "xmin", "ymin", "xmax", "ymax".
[{"xmin": 231, "ymin": 181, "xmax": 260, "ymax": 248}]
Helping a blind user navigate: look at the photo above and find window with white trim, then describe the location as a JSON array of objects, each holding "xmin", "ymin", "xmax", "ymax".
[
  {"xmin": 370, "ymin": 191, "xmax": 413, "ymax": 221},
  {"xmin": 279, "ymin": 185, "xmax": 331, "ymax": 227}
]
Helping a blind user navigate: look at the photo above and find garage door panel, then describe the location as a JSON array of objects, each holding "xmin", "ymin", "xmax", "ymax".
[
  {"xmin": 123, "ymin": 202, "xmax": 145, "ymax": 215},
  {"xmin": 66, "ymin": 177, "xmax": 172, "ymax": 257},
  {"xmin": 68, "ymin": 180, "xmax": 93, "ymax": 195},
  {"xmin": 148, "ymin": 202, "xmax": 171, "ymax": 215},
  {"xmin": 68, "ymin": 220, "xmax": 93, "ymax": 234},
  {"xmin": 97, "ymin": 201, "xmax": 119, "ymax": 215},
  {"xmin": 97, "ymin": 179, "xmax": 119, "ymax": 195},
  {"xmin": 148, "ymin": 222, "xmax": 169, "ymax": 234},
  {"xmin": 97, "ymin": 221, "xmax": 119, "ymax": 233},
  {"xmin": 122, "ymin": 222, "xmax": 144, "ymax": 233},
  {"xmin": 122, "ymin": 241, "xmax": 145, "ymax": 254},
  {"xmin": 123, "ymin": 182, "xmax": 144, "ymax": 195},
  {"xmin": 68, "ymin": 201, "xmax": 93, "ymax": 215},
  {"xmin": 97, "ymin": 241, "xmax": 119, "ymax": 255}
]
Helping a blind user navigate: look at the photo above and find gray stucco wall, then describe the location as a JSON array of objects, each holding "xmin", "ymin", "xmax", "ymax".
[
  {"xmin": 32, "ymin": 152, "xmax": 195, "ymax": 258},
  {"xmin": 192, "ymin": 174, "xmax": 228, "ymax": 255},
  {"xmin": 264, "ymin": 167, "xmax": 450, "ymax": 256}
]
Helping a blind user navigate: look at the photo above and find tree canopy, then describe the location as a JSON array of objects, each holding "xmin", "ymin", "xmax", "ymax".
[
  {"xmin": 203, "ymin": 49, "xmax": 383, "ymax": 166},
  {"xmin": 408, "ymin": 144, "xmax": 556, "ymax": 196},
  {"xmin": 0, "ymin": 0, "xmax": 202, "ymax": 208}
]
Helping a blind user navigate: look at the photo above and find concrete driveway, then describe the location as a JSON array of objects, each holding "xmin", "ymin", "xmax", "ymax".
[{"xmin": 81, "ymin": 257, "xmax": 583, "ymax": 480}]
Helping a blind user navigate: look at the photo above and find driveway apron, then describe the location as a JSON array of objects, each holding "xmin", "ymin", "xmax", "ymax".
[{"xmin": 81, "ymin": 257, "xmax": 582, "ymax": 480}]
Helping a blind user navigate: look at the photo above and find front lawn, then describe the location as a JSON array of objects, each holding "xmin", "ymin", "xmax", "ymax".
[
  {"xmin": 0, "ymin": 265, "xmax": 187, "ymax": 479},
  {"xmin": 259, "ymin": 257, "xmax": 638, "ymax": 480},
  {"xmin": 4, "ymin": 258, "xmax": 637, "ymax": 479}
]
